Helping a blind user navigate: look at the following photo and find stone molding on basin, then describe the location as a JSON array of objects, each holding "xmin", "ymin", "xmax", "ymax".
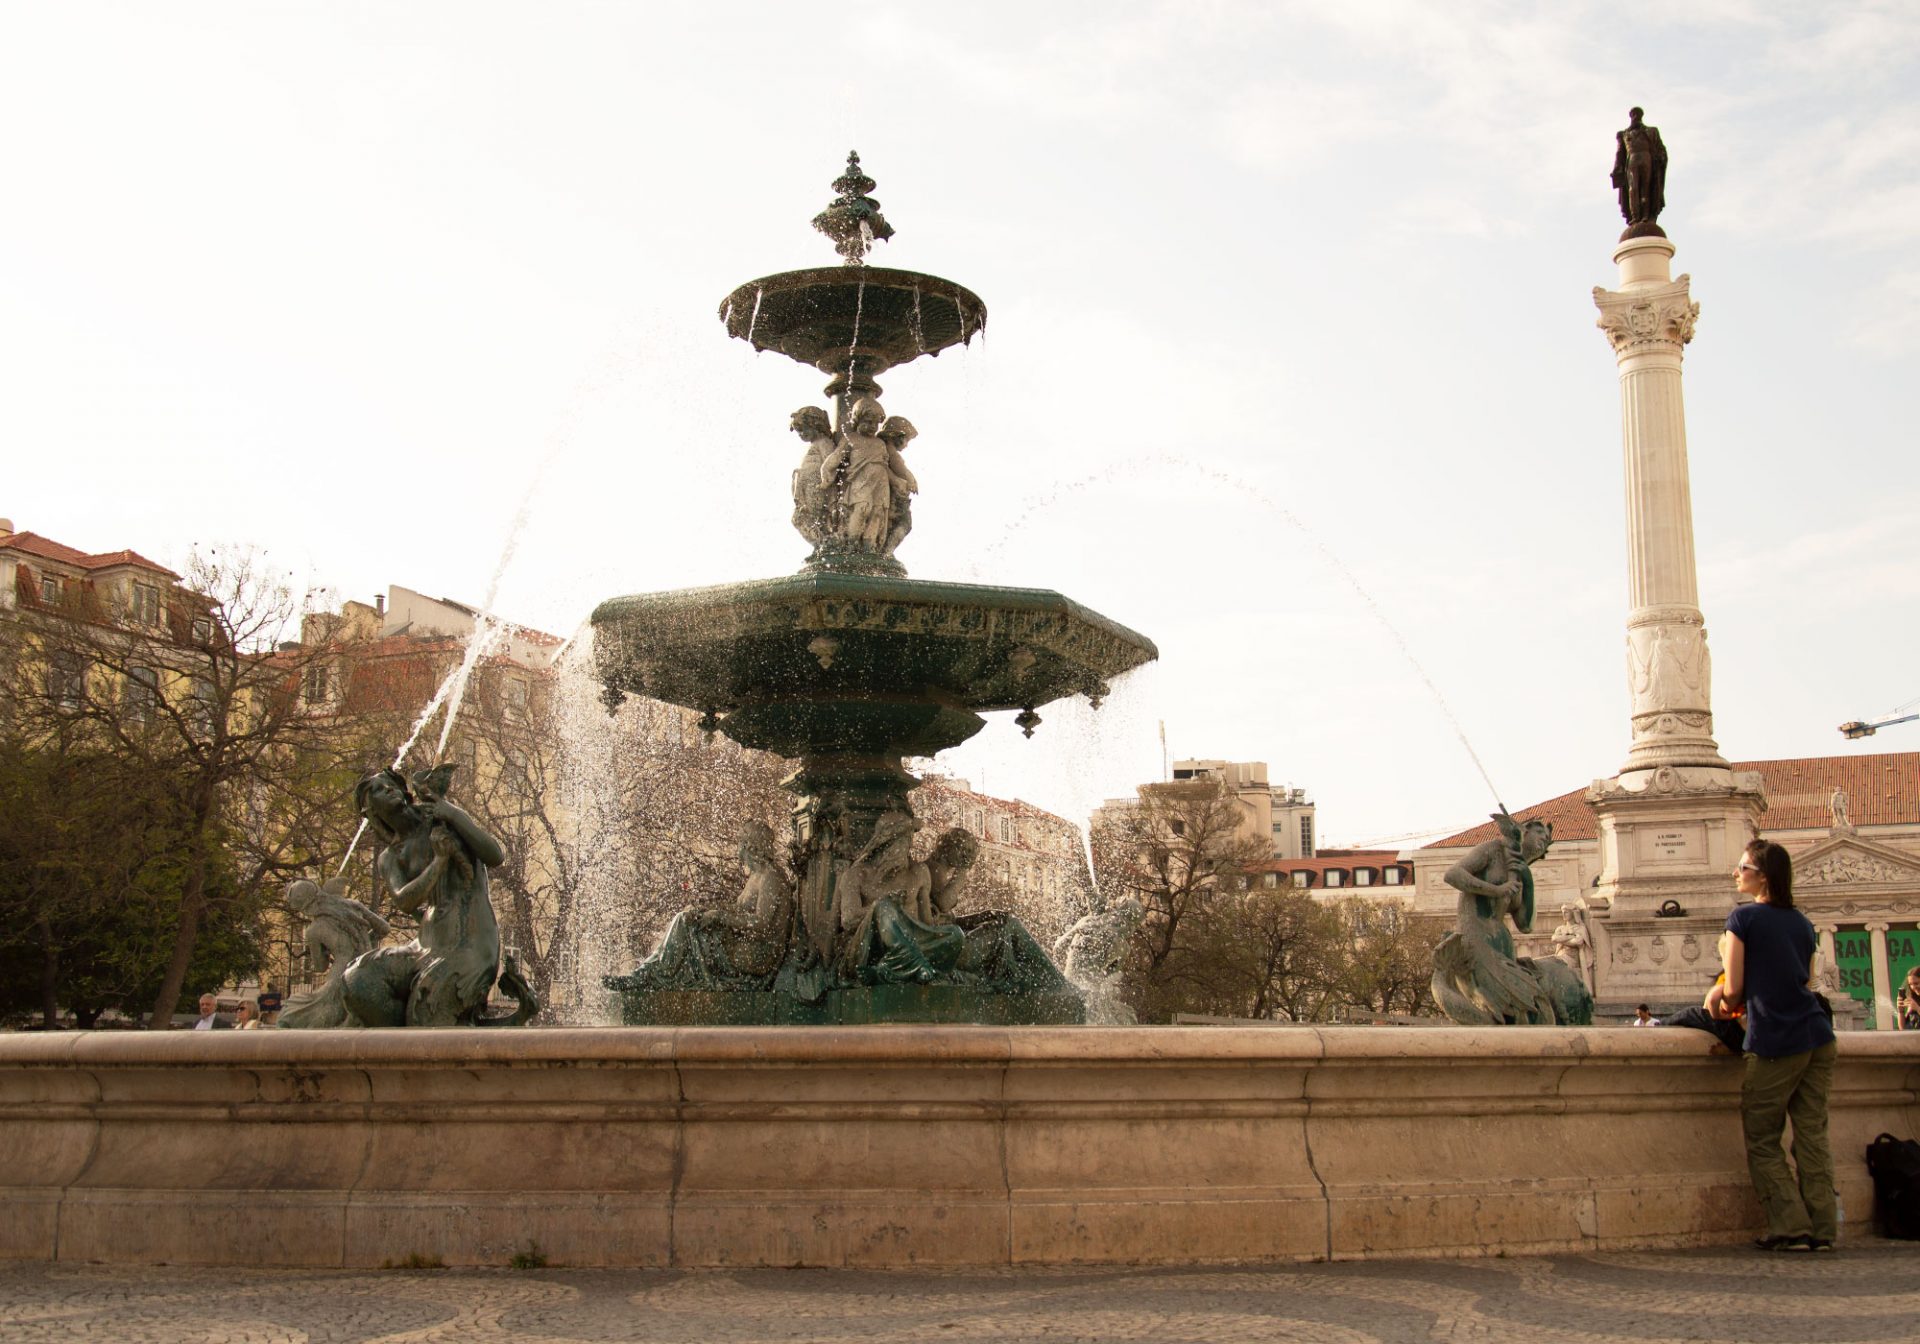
[{"xmin": 2, "ymin": 1027, "xmax": 1914, "ymax": 1268}]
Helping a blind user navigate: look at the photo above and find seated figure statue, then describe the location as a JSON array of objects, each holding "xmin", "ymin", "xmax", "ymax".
[
  {"xmin": 606, "ymin": 821, "xmax": 795, "ymax": 992},
  {"xmin": 1431, "ymin": 813, "xmax": 1592, "ymax": 1025},
  {"xmin": 832, "ymin": 812, "xmax": 964, "ymax": 985}
]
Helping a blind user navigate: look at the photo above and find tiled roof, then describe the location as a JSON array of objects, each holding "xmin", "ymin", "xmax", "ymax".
[
  {"xmin": 1423, "ymin": 752, "xmax": 1920, "ymax": 849},
  {"xmin": 0, "ymin": 531, "xmax": 179, "ymax": 578}
]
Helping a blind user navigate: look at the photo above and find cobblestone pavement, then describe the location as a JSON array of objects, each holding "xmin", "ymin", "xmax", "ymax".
[{"xmin": 3, "ymin": 1243, "xmax": 1917, "ymax": 1343}]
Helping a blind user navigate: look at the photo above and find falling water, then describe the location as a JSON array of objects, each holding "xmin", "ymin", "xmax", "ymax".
[
  {"xmin": 336, "ymin": 654, "xmax": 477, "ymax": 874},
  {"xmin": 744, "ymin": 287, "xmax": 764, "ymax": 347},
  {"xmin": 910, "ymin": 285, "xmax": 925, "ymax": 353},
  {"xmin": 336, "ymin": 322, "xmax": 642, "ymax": 876},
  {"xmin": 968, "ymin": 453, "xmax": 1508, "ymax": 813}
]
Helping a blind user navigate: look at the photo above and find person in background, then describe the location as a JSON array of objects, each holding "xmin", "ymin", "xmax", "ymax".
[
  {"xmin": 191, "ymin": 993, "xmax": 232, "ymax": 1030},
  {"xmin": 234, "ymin": 1001, "xmax": 260, "ymax": 1030},
  {"xmin": 1631, "ymin": 1003, "xmax": 1661, "ymax": 1026},
  {"xmin": 1897, "ymin": 966, "xmax": 1920, "ymax": 1032},
  {"xmin": 1708, "ymin": 839, "xmax": 1837, "ymax": 1253}
]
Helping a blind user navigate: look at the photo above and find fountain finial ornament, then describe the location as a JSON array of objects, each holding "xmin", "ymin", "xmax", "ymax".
[
  {"xmin": 812, "ymin": 150, "xmax": 895, "ymax": 264},
  {"xmin": 1610, "ymin": 107, "xmax": 1668, "ymax": 241}
]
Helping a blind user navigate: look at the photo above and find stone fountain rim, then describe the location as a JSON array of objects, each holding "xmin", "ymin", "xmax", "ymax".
[
  {"xmin": 719, "ymin": 264, "xmax": 986, "ymax": 323},
  {"xmin": 590, "ymin": 570, "xmax": 1157, "ymax": 659}
]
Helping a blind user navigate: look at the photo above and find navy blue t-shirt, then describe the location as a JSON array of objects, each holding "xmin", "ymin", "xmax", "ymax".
[{"xmin": 1727, "ymin": 900, "xmax": 1835, "ymax": 1058}]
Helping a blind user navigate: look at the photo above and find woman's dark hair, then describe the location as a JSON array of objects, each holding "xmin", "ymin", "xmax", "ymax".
[{"xmin": 1746, "ymin": 838, "xmax": 1794, "ymax": 907}]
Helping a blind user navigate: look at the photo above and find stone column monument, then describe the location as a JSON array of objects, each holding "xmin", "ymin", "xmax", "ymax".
[{"xmin": 1583, "ymin": 109, "xmax": 1767, "ymax": 1012}]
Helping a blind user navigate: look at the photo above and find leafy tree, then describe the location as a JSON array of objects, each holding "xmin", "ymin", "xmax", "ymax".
[
  {"xmin": 1334, "ymin": 897, "xmax": 1444, "ymax": 1018},
  {"xmin": 0, "ymin": 743, "xmax": 266, "ymax": 1027},
  {"xmin": 1, "ymin": 548, "xmax": 369, "ymax": 1025}
]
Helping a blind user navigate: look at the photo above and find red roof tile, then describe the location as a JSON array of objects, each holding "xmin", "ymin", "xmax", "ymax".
[
  {"xmin": 0, "ymin": 531, "xmax": 178, "ymax": 578},
  {"xmin": 1423, "ymin": 752, "xmax": 1920, "ymax": 849}
]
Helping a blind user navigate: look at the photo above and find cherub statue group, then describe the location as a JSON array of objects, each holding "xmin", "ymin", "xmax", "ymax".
[{"xmin": 790, "ymin": 397, "xmax": 919, "ymax": 559}]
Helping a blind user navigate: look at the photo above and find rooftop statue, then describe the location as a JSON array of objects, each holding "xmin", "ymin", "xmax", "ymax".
[
  {"xmin": 1611, "ymin": 106, "xmax": 1668, "ymax": 240},
  {"xmin": 1432, "ymin": 812, "xmax": 1593, "ymax": 1025}
]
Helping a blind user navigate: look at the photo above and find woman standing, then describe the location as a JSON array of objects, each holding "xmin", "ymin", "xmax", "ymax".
[{"xmin": 1707, "ymin": 839, "xmax": 1838, "ymax": 1251}]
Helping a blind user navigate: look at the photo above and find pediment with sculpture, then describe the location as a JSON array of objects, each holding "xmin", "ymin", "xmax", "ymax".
[{"xmin": 1793, "ymin": 836, "xmax": 1920, "ymax": 890}]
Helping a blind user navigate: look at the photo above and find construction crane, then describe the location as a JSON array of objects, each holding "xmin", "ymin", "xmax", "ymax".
[{"xmin": 1840, "ymin": 697, "xmax": 1920, "ymax": 740}]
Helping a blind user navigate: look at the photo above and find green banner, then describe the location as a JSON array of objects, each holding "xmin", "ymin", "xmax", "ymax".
[
  {"xmin": 1833, "ymin": 928, "xmax": 1875, "ymax": 1008},
  {"xmin": 1890, "ymin": 926, "xmax": 1920, "ymax": 1007},
  {"xmin": 1832, "ymin": 925, "xmax": 1920, "ymax": 1027}
]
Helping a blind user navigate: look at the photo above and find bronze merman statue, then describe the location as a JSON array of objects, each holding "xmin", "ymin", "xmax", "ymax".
[{"xmin": 1431, "ymin": 812, "xmax": 1592, "ymax": 1025}]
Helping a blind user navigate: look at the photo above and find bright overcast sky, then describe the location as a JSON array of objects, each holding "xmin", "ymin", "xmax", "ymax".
[{"xmin": 5, "ymin": 3, "xmax": 1916, "ymax": 847}]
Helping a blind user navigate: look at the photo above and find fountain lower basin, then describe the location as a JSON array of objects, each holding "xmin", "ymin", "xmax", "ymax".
[{"xmin": 2, "ymin": 1027, "xmax": 1908, "ymax": 1267}]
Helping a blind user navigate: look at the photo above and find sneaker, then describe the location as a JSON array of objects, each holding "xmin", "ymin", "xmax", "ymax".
[
  {"xmin": 1753, "ymin": 1235, "xmax": 1812, "ymax": 1252},
  {"xmin": 1806, "ymin": 1238, "xmax": 1835, "ymax": 1252}
]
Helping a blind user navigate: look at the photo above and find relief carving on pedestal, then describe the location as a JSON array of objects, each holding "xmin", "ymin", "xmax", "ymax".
[
  {"xmin": 1681, "ymin": 934, "xmax": 1701, "ymax": 963},
  {"xmin": 1616, "ymin": 939, "xmax": 1639, "ymax": 964},
  {"xmin": 1626, "ymin": 624, "xmax": 1710, "ymax": 717}
]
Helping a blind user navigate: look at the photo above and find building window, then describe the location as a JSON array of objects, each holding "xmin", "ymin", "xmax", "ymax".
[
  {"xmin": 1325, "ymin": 870, "xmax": 1344, "ymax": 888},
  {"xmin": 1354, "ymin": 868, "xmax": 1373, "ymax": 887},
  {"xmin": 187, "ymin": 677, "xmax": 217, "ymax": 732},
  {"xmin": 48, "ymin": 651, "xmax": 87, "ymax": 708},
  {"xmin": 125, "ymin": 666, "xmax": 159, "ymax": 723},
  {"xmin": 132, "ymin": 582, "xmax": 161, "ymax": 626},
  {"xmin": 505, "ymin": 678, "xmax": 529, "ymax": 717},
  {"xmin": 1170, "ymin": 819, "xmax": 1185, "ymax": 837},
  {"xmin": 1263, "ymin": 872, "xmax": 1278, "ymax": 888},
  {"xmin": 191, "ymin": 616, "xmax": 213, "ymax": 645},
  {"xmin": 303, "ymin": 664, "xmax": 330, "ymax": 706},
  {"xmin": 1298, "ymin": 815, "xmax": 1314, "ymax": 854},
  {"xmin": 39, "ymin": 575, "xmax": 61, "ymax": 605},
  {"xmin": 1290, "ymin": 871, "xmax": 1308, "ymax": 888},
  {"xmin": 997, "ymin": 817, "xmax": 1014, "ymax": 843},
  {"xmin": 1384, "ymin": 867, "xmax": 1403, "ymax": 885}
]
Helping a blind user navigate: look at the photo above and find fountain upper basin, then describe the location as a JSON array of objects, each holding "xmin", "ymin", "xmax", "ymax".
[
  {"xmin": 719, "ymin": 266, "xmax": 985, "ymax": 377},
  {"xmin": 592, "ymin": 572, "xmax": 1156, "ymax": 757}
]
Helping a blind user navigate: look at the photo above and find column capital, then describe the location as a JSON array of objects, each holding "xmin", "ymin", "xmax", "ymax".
[
  {"xmin": 1814, "ymin": 922, "xmax": 1839, "ymax": 935},
  {"xmin": 1866, "ymin": 920, "xmax": 1892, "ymax": 934},
  {"xmin": 1594, "ymin": 276, "xmax": 1698, "ymax": 356}
]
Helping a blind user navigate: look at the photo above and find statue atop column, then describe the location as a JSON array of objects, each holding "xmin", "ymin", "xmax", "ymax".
[{"xmin": 1611, "ymin": 107, "xmax": 1668, "ymax": 240}]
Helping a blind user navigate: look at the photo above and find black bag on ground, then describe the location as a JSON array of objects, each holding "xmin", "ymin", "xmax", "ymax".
[{"xmin": 1866, "ymin": 1133, "xmax": 1920, "ymax": 1239}]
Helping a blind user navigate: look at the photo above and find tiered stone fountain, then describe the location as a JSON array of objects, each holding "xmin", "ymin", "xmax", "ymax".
[{"xmin": 593, "ymin": 154, "xmax": 1157, "ymax": 1025}]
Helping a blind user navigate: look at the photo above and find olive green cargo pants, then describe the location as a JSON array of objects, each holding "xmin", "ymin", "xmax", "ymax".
[{"xmin": 1742, "ymin": 1040, "xmax": 1838, "ymax": 1241}]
